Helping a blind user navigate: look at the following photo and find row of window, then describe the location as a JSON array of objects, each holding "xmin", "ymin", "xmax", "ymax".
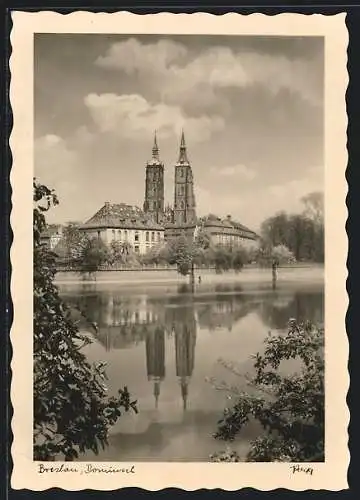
[
  {"xmin": 110, "ymin": 229, "xmax": 161, "ymax": 242},
  {"xmin": 215, "ymin": 233, "xmax": 248, "ymax": 243}
]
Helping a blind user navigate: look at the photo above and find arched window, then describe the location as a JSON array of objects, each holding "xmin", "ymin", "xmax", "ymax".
[
  {"xmin": 146, "ymin": 231, "xmax": 149, "ymax": 242},
  {"xmin": 112, "ymin": 229, "xmax": 115, "ymax": 240},
  {"xmin": 180, "ymin": 200, "xmax": 184, "ymax": 209},
  {"xmin": 151, "ymin": 231, "xmax": 155, "ymax": 242},
  {"xmin": 157, "ymin": 232, "xmax": 160, "ymax": 241},
  {"xmin": 124, "ymin": 230, "xmax": 128, "ymax": 240},
  {"xmin": 135, "ymin": 231, "xmax": 139, "ymax": 242},
  {"xmin": 118, "ymin": 229, "xmax": 121, "ymax": 240}
]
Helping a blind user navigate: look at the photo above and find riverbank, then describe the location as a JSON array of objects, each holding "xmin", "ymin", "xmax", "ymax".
[{"xmin": 55, "ymin": 265, "xmax": 324, "ymax": 287}]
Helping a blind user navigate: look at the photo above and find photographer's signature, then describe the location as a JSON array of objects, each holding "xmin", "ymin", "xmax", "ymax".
[{"xmin": 290, "ymin": 465, "xmax": 314, "ymax": 476}]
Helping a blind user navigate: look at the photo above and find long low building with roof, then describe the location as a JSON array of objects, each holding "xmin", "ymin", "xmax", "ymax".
[
  {"xmin": 200, "ymin": 214, "xmax": 259, "ymax": 250},
  {"xmin": 79, "ymin": 202, "xmax": 165, "ymax": 255}
]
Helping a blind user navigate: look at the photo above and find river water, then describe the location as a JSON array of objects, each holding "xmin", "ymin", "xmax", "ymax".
[{"xmin": 59, "ymin": 276, "xmax": 324, "ymax": 462}]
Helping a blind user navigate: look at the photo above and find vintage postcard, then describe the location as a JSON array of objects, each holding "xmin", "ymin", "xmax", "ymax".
[{"xmin": 10, "ymin": 11, "xmax": 349, "ymax": 491}]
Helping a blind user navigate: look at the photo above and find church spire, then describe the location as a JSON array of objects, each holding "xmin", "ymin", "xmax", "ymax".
[
  {"xmin": 178, "ymin": 129, "xmax": 189, "ymax": 164},
  {"xmin": 180, "ymin": 377, "xmax": 189, "ymax": 411},
  {"xmin": 152, "ymin": 130, "xmax": 159, "ymax": 160},
  {"xmin": 154, "ymin": 380, "xmax": 161, "ymax": 409}
]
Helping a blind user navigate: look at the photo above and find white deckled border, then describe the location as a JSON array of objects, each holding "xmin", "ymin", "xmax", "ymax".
[{"xmin": 10, "ymin": 10, "xmax": 349, "ymax": 491}]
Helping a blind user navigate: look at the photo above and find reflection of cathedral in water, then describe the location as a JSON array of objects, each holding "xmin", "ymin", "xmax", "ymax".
[
  {"xmin": 85, "ymin": 291, "xmax": 197, "ymax": 411},
  {"xmin": 70, "ymin": 286, "xmax": 323, "ymax": 411},
  {"xmin": 145, "ymin": 302, "xmax": 197, "ymax": 410},
  {"xmin": 93, "ymin": 293, "xmax": 164, "ymax": 350}
]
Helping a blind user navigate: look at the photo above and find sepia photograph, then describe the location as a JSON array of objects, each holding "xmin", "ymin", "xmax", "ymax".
[
  {"xmin": 10, "ymin": 11, "xmax": 348, "ymax": 491},
  {"xmin": 33, "ymin": 31, "xmax": 326, "ymax": 464}
]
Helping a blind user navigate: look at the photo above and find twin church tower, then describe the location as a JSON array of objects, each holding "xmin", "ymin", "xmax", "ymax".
[{"xmin": 143, "ymin": 131, "xmax": 197, "ymax": 228}]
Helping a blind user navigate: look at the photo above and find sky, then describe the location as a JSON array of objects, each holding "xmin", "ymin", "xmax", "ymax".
[{"xmin": 34, "ymin": 34, "xmax": 324, "ymax": 231}]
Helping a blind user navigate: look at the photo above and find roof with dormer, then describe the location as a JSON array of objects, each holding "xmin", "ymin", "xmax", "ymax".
[
  {"xmin": 201, "ymin": 214, "xmax": 258, "ymax": 239},
  {"xmin": 80, "ymin": 203, "xmax": 164, "ymax": 231}
]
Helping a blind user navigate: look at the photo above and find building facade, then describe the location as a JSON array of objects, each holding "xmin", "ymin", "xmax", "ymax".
[
  {"xmin": 200, "ymin": 214, "xmax": 259, "ymax": 250},
  {"xmin": 40, "ymin": 224, "xmax": 63, "ymax": 250},
  {"xmin": 79, "ymin": 202, "xmax": 164, "ymax": 255}
]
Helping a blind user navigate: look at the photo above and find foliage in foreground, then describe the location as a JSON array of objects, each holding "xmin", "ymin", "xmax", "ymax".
[
  {"xmin": 209, "ymin": 319, "xmax": 324, "ymax": 462},
  {"xmin": 34, "ymin": 180, "xmax": 137, "ymax": 461}
]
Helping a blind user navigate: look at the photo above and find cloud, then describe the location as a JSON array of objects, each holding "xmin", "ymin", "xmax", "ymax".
[
  {"xmin": 267, "ymin": 166, "xmax": 323, "ymax": 202},
  {"xmin": 34, "ymin": 134, "xmax": 79, "ymax": 199},
  {"xmin": 84, "ymin": 93, "xmax": 224, "ymax": 142},
  {"xmin": 210, "ymin": 163, "xmax": 257, "ymax": 181},
  {"xmin": 35, "ymin": 134, "xmax": 77, "ymax": 175},
  {"xmin": 193, "ymin": 165, "xmax": 324, "ymax": 231},
  {"xmin": 96, "ymin": 37, "xmax": 188, "ymax": 75},
  {"xmin": 95, "ymin": 38, "xmax": 322, "ymax": 110}
]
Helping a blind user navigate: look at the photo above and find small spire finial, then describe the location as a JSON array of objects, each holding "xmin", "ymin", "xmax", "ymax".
[
  {"xmin": 154, "ymin": 380, "xmax": 161, "ymax": 409},
  {"xmin": 152, "ymin": 130, "xmax": 159, "ymax": 160},
  {"xmin": 180, "ymin": 377, "xmax": 188, "ymax": 411},
  {"xmin": 180, "ymin": 129, "xmax": 185, "ymax": 148},
  {"xmin": 178, "ymin": 129, "xmax": 188, "ymax": 163}
]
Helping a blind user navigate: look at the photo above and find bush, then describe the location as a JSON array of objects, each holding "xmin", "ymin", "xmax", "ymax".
[
  {"xmin": 33, "ymin": 180, "xmax": 137, "ymax": 461},
  {"xmin": 209, "ymin": 319, "xmax": 324, "ymax": 462}
]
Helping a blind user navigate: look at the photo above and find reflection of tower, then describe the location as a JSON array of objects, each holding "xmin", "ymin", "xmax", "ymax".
[
  {"xmin": 174, "ymin": 306, "xmax": 197, "ymax": 410},
  {"xmin": 145, "ymin": 327, "xmax": 165, "ymax": 408}
]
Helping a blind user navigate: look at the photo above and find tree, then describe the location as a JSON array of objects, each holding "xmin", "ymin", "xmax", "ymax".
[
  {"xmin": 61, "ymin": 223, "xmax": 89, "ymax": 264},
  {"xmin": 166, "ymin": 235, "xmax": 194, "ymax": 276},
  {"xmin": 109, "ymin": 240, "xmax": 133, "ymax": 266},
  {"xmin": 261, "ymin": 212, "xmax": 290, "ymax": 248},
  {"xmin": 209, "ymin": 319, "xmax": 324, "ymax": 462},
  {"xmin": 231, "ymin": 249, "xmax": 245, "ymax": 273},
  {"xmin": 271, "ymin": 244, "xmax": 296, "ymax": 265},
  {"xmin": 213, "ymin": 246, "xmax": 232, "ymax": 274},
  {"xmin": 260, "ymin": 196, "xmax": 324, "ymax": 264},
  {"xmin": 301, "ymin": 191, "xmax": 324, "ymax": 225},
  {"xmin": 80, "ymin": 237, "xmax": 111, "ymax": 276},
  {"xmin": 194, "ymin": 228, "xmax": 211, "ymax": 250},
  {"xmin": 301, "ymin": 191, "xmax": 324, "ymax": 263},
  {"xmin": 33, "ymin": 179, "xmax": 137, "ymax": 461},
  {"xmin": 231, "ymin": 245, "xmax": 251, "ymax": 271},
  {"xmin": 142, "ymin": 242, "xmax": 169, "ymax": 266}
]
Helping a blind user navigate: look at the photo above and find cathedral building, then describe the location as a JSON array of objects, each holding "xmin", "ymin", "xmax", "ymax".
[
  {"xmin": 143, "ymin": 130, "xmax": 198, "ymax": 240},
  {"xmin": 79, "ymin": 130, "xmax": 258, "ymax": 253}
]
